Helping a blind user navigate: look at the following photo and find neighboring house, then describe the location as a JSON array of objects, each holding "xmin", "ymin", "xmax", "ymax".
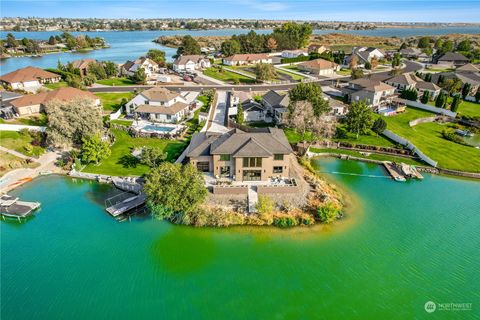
[
  {"xmin": 0, "ymin": 90, "xmax": 24, "ymax": 119},
  {"xmin": 343, "ymin": 78, "xmax": 396, "ymax": 107},
  {"xmin": 308, "ymin": 44, "xmax": 329, "ymax": 54},
  {"xmin": 261, "ymin": 90, "xmax": 290, "ymax": 124},
  {"xmin": 186, "ymin": 128, "xmax": 294, "ymax": 181},
  {"xmin": 173, "ymin": 55, "xmax": 211, "ymax": 72},
  {"xmin": 344, "ymin": 47, "xmax": 385, "ymax": 65},
  {"xmin": 229, "ymin": 91, "xmax": 267, "ymax": 123},
  {"xmin": 126, "ymin": 87, "xmax": 190, "ymax": 123},
  {"xmin": 0, "ymin": 66, "xmax": 61, "ymax": 92},
  {"xmin": 71, "ymin": 58, "xmax": 96, "ymax": 76},
  {"xmin": 385, "ymin": 73, "xmax": 441, "ymax": 99},
  {"xmin": 281, "ymin": 50, "xmax": 308, "ymax": 59},
  {"xmin": 8, "ymin": 87, "xmax": 100, "ymax": 116},
  {"xmin": 222, "ymin": 53, "xmax": 272, "ymax": 66},
  {"xmin": 435, "ymin": 52, "xmax": 470, "ymax": 67},
  {"xmin": 399, "ymin": 48, "xmax": 430, "ymax": 62},
  {"xmin": 121, "ymin": 57, "xmax": 159, "ymax": 77},
  {"xmin": 297, "ymin": 58, "xmax": 340, "ymax": 76},
  {"xmin": 327, "ymin": 97, "xmax": 347, "ymax": 117}
]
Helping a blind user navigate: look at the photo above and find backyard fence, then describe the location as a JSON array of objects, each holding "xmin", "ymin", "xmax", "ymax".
[
  {"xmin": 109, "ymin": 108, "xmax": 122, "ymax": 120},
  {"xmin": 401, "ymin": 99, "xmax": 457, "ymax": 118}
]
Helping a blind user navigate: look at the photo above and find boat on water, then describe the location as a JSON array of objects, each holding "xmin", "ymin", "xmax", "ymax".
[{"xmin": 455, "ymin": 129, "xmax": 474, "ymax": 137}]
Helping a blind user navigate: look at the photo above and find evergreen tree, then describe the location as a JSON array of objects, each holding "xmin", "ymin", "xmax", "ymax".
[
  {"xmin": 421, "ymin": 90, "xmax": 430, "ymax": 104},
  {"xmin": 435, "ymin": 92, "xmax": 447, "ymax": 108},
  {"xmin": 461, "ymin": 83, "xmax": 471, "ymax": 99},
  {"xmin": 399, "ymin": 88, "xmax": 418, "ymax": 101},
  {"xmin": 236, "ymin": 102, "xmax": 244, "ymax": 124},
  {"xmin": 450, "ymin": 95, "xmax": 461, "ymax": 112},
  {"xmin": 371, "ymin": 118, "xmax": 387, "ymax": 135}
]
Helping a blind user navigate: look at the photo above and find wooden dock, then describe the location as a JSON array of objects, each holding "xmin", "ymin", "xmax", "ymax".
[
  {"xmin": 383, "ymin": 162, "xmax": 406, "ymax": 182},
  {"xmin": 0, "ymin": 195, "xmax": 41, "ymax": 221},
  {"xmin": 105, "ymin": 193, "xmax": 146, "ymax": 217}
]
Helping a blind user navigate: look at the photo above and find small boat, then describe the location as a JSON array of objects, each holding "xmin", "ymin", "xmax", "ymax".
[{"xmin": 455, "ymin": 129, "xmax": 473, "ymax": 137}]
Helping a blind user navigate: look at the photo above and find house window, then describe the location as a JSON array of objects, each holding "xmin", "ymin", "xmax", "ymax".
[
  {"xmin": 243, "ymin": 170, "xmax": 261, "ymax": 181},
  {"xmin": 220, "ymin": 154, "xmax": 230, "ymax": 161},
  {"xmin": 273, "ymin": 154, "xmax": 284, "ymax": 161},
  {"xmin": 196, "ymin": 162, "xmax": 210, "ymax": 172},
  {"xmin": 242, "ymin": 157, "xmax": 262, "ymax": 167},
  {"xmin": 273, "ymin": 166, "xmax": 283, "ymax": 174},
  {"xmin": 166, "ymin": 115, "xmax": 171, "ymax": 120},
  {"xmin": 145, "ymin": 100, "xmax": 149, "ymax": 104},
  {"xmin": 220, "ymin": 166, "xmax": 230, "ymax": 177}
]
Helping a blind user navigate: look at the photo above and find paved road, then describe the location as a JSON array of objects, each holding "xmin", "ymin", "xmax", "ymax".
[{"xmin": 88, "ymin": 60, "xmax": 424, "ymax": 93}]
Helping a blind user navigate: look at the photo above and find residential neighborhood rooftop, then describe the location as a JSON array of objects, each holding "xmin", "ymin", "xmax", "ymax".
[{"xmin": 0, "ymin": 66, "xmax": 60, "ymax": 84}]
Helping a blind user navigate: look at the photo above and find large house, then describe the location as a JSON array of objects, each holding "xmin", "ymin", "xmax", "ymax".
[
  {"xmin": 186, "ymin": 128, "xmax": 294, "ymax": 182},
  {"xmin": 344, "ymin": 47, "xmax": 385, "ymax": 65},
  {"xmin": 126, "ymin": 87, "xmax": 190, "ymax": 123},
  {"xmin": 8, "ymin": 87, "xmax": 100, "ymax": 116},
  {"xmin": 297, "ymin": 58, "xmax": 339, "ymax": 76},
  {"xmin": 261, "ymin": 90, "xmax": 290, "ymax": 124},
  {"xmin": 229, "ymin": 91, "xmax": 268, "ymax": 123},
  {"xmin": 431, "ymin": 64, "xmax": 480, "ymax": 97},
  {"xmin": 435, "ymin": 52, "xmax": 470, "ymax": 67},
  {"xmin": 71, "ymin": 58, "xmax": 96, "ymax": 76},
  {"xmin": 0, "ymin": 67, "xmax": 61, "ymax": 92},
  {"xmin": 281, "ymin": 50, "xmax": 308, "ymax": 59},
  {"xmin": 222, "ymin": 53, "xmax": 272, "ymax": 66},
  {"xmin": 173, "ymin": 55, "xmax": 211, "ymax": 72},
  {"xmin": 385, "ymin": 73, "xmax": 441, "ymax": 99},
  {"xmin": 121, "ymin": 57, "xmax": 159, "ymax": 77},
  {"xmin": 343, "ymin": 78, "xmax": 396, "ymax": 107}
]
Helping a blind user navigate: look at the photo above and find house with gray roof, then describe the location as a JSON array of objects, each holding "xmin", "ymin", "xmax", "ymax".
[
  {"xmin": 261, "ymin": 90, "xmax": 290, "ymax": 124},
  {"xmin": 385, "ymin": 73, "xmax": 441, "ymax": 99},
  {"xmin": 186, "ymin": 128, "xmax": 294, "ymax": 181},
  {"xmin": 435, "ymin": 52, "xmax": 470, "ymax": 67},
  {"xmin": 344, "ymin": 47, "xmax": 385, "ymax": 66}
]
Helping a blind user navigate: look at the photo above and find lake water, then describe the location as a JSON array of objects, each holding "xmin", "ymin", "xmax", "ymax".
[
  {"xmin": 1, "ymin": 26, "xmax": 479, "ymax": 74},
  {"xmin": 1, "ymin": 159, "xmax": 479, "ymax": 319}
]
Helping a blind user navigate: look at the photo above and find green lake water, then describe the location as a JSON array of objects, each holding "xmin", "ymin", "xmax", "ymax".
[{"xmin": 1, "ymin": 159, "xmax": 479, "ymax": 319}]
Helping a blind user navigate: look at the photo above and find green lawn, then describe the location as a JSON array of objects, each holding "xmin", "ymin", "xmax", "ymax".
[
  {"xmin": 276, "ymin": 68, "xmax": 304, "ymax": 81},
  {"xmin": 83, "ymin": 129, "xmax": 187, "ymax": 176},
  {"xmin": 310, "ymin": 147, "xmax": 425, "ymax": 166},
  {"xmin": 336, "ymin": 68, "xmax": 352, "ymax": 76},
  {"xmin": 458, "ymin": 100, "xmax": 480, "ymax": 118},
  {"xmin": 0, "ymin": 131, "xmax": 45, "ymax": 157},
  {"xmin": 111, "ymin": 119, "xmax": 133, "ymax": 126},
  {"xmin": 282, "ymin": 64, "xmax": 300, "ymax": 71},
  {"xmin": 5, "ymin": 114, "xmax": 48, "ymax": 126},
  {"xmin": 44, "ymin": 81, "xmax": 68, "ymax": 90},
  {"xmin": 197, "ymin": 95, "xmax": 210, "ymax": 112},
  {"xmin": 96, "ymin": 78, "xmax": 135, "ymax": 86},
  {"xmin": 381, "ymin": 107, "xmax": 480, "ymax": 172},
  {"xmin": 203, "ymin": 68, "xmax": 257, "ymax": 84},
  {"xmin": 334, "ymin": 130, "xmax": 397, "ymax": 148},
  {"xmin": 425, "ymin": 67, "xmax": 455, "ymax": 72},
  {"xmin": 94, "ymin": 92, "xmax": 134, "ymax": 112},
  {"xmin": 283, "ymin": 128, "xmax": 315, "ymax": 144}
]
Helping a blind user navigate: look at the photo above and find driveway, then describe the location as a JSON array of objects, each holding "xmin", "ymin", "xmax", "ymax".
[{"xmin": 208, "ymin": 91, "xmax": 230, "ymax": 133}]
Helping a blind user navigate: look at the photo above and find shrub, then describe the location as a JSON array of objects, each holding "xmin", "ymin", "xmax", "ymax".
[
  {"xmin": 273, "ymin": 215, "xmax": 298, "ymax": 228},
  {"xmin": 256, "ymin": 195, "xmax": 274, "ymax": 215},
  {"xmin": 316, "ymin": 202, "xmax": 341, "ymax": 224}
]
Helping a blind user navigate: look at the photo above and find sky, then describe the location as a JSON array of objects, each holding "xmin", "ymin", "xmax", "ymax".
[{"xmin": 1, "ymin": 0, "xmax": 480, "ymax": 23}]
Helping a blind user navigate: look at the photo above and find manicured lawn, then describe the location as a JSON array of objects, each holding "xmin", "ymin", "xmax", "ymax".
[
  {"xmin": 0, "ymin": 131, "xmax": 45, "ymax": 157},
  {"xmin": 425, "ymin": 67, "xmax": 454, "ymax": 72},
  {"xmin": 111, "ymin": 119, "xmax": 133, "ymax": 126},
  {"xmin": 336, "ymin": 68, "xmax": 352, "ymax": 76},
  {"xmin": 283, "ymin": 128, "xmax": 314, "ymax": 144},
  {"xmin": 276, "ymin": 68, "xmax": 304, "ymax": 81},
  {"xmin": 381, "ymin": 107, "xmax": 480, "ymax": 172},
  {"xmin": 83, "ymin": 129, "xmax": 187, "ymax": 176},
  {"xmin": 203, "ymin": 68, "xmax": 257, "ymax": 84},
  {"xmin": 96, "ymin": 78, "xmax": 135, "ymax": 86},
  {"xmin": 94, "ymin": 92, "xmax": 134, "ymax": 111},
  {"xmin": 310, "ymin": 147, "xmax": 424, "ymax": 166},
  {"xmin": 197, "ymin": 95, "xmax": 210, "ymax": 112},
  {"xmin": 282, "ymin": 64, "xmax": 301, "ymax": 71},
  {"xmin": 458, "ymin": 100, "xmax": 480, "ymax": 118},
  {"xmin": 44, "ymin": 81, "xmax": 68, "ymax": 90},
  {"xmin": 5, "ymin": 114, "xmax": 48, "ymax": 126},
  {"xmin": 334, "ymin": 130, "xmax": 397, "ymax": 148}
]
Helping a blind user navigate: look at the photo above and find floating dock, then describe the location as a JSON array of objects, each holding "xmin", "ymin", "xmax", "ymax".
[
  {"xmin": 0, "ymin": 194, "xmax": 41, "ymax": 221},
  {"xmin": 383, "ymin": 162, "xmax": 406, "ymax": 182},
  {"xmin": 400, "ymin": 163, "xmax": 424, "ymax": 180},
  {"xmin": 105, "ymin": 193, "xmax": 146, "ymax": 217}
]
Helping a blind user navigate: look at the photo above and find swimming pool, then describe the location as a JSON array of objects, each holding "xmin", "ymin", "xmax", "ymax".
[{"xmin": 141, "ymin": 124, "xmax": 174, "ymax": 133}]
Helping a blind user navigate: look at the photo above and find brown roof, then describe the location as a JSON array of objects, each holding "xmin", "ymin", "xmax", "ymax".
[
  {"xmin": 135, "ymin": 101, "xmax": 188, "ymax": 115},
  {"xmin": 415, "ymin": 81, "xmax": 441, "ymax": 91},
  {"xmin": 141, "ymin": 87, "xmax": 180, "ymax": 102},
  {"xmin": 71, "ymin": 59, "xmax": 96, "ymax": 70},
  {"xmin": 298, "ymin": 58, "xmax": 338, "ymax": 70},
  {"xmin": 0, "ymin": 66, "xmax": 61, "ymax": 84},
  {"xmin": 456, "ymin": 63, "xmax": 480, "ymax": 72},
  {"xmin": 10, "ymin": 87, "xmax": 98, "ymax": 108},
  {"xmin": 386, "ymin": 73, "xmax": 422, "ymax": 86},
  {"xmin": 350, "ymin": 78, "xmax": 395, "ymax": 92},
  {"xmin": 224, "ymin": 53, "xmax": 270, "ymax": 62}
]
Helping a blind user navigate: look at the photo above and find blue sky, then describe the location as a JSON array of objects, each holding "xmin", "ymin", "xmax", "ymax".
[{"xmin": 2, "ymin": 0, "xmax": 480, "ymax": 22}]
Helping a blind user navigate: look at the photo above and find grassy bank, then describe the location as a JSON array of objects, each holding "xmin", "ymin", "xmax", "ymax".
[
  {"xmin": 94, "ymin": 92, "xmax": 134, "ymax": 112},
  {"xmin": 0, "ymin": 131, "xmax": 45, "ymax": 157},
  {"xmin": 203, "ymin": 67, "xmax": 257, "ymax": 84},
  {"xmin": 96, "ymin": 78, "xmax": 135, "ymax": 86}
]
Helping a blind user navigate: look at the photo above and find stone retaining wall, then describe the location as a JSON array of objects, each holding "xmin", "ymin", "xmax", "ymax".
[{"xmin": 212, "ymin": 185, "xmax": 248, "ymax": 194}]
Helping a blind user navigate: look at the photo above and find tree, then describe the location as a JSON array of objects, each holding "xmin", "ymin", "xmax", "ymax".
[
  {"xmin": 87, "ymin": 62, "xmax": 107, "ymax": 80},
  {"xmin": 266, "ymin": 37, "xmax": 277, "ymax": 51},
  {"xmin": 476, "ymin": 87, "xmax": 480, "ymax": 103},
  {"xmin": 441, "ymin": 40, "xmax": 454, "ymax": 54},
  {"xmin": 236, "ymin": 102, "xmax": 245, "ymax": 124},
  {"xmin": 399, "ymin": 43, "xmax": 408, "ymax": 50},
  {"xmin": 371, "ymin": 118, "xmax": 387, "ymax": 135},
  {"xmin": 434, "ymin": 38, "xmax": 444, "ymax": 49},
  {"xmin": 316, "ymin": 202, "xmax": 340, "ymax": 224},
  {"xmin": 435, "ymin": 92, "xmax": 448, "ymax": 108},
  {"xmin": 144, "ymin": 163, "xmax": 207, "ymax": 218},
  {"xmin": 442, "ymin": 78, "xmax": 462, "ymax": 95},
  {"xmin": 345, "ymin": 100, "xmax": 373, "ymax": 139},
  {"xmin": 147, "ymin": 49, "xmax": 166, "ymax": 66},
  {"xmin": 399, "ymin": 88, "xmax": 418, "ymax": 101},
  {"xmin": 351, "ymin": 68, "xmax": 364, "ymax": 80},
  {"xmin": 103, "ymin": 61, "xmax": 118, "ymax": 77},
  {"xmin": 221, "ymin": 39, "xmax": 241, "ymax": 57},
  {"xmin": 140, "ymin": 146, "xmax": 167, "ymax": 167},
  {"xmin": 80, "ymin": 134, "xmax": 111, "ymax": 165},
  {"xmin": 349, "ymin": 55, "xmax": 358, "ymax": 70},
  {"xmin": 450, "ymin": 95, "xmax": 461, "ymax": 112},
  {"xmin": 48, "ymin": 35, "xmax": 56, "ymax": 45},
  {"xmin": 255, "ymin": 62, "xmax": 277, "ymax": 81},
  {"xmin": 272, "ymin": 22, "xmax": 312, "ymax": 50},
  {"xmin": 256, "ymin": 195, "xmax": 274, "ymax": 215},
  {"xmin": 424, "ymin": 73, "xmax": 432, "ymax": 82},
  {"xmin": 456, "ymin": 40, "xmax": 471, "ymax": 52},
  {"xmin": 176, "ymin": 35, "xmax": 201, "ymax": 56},
  {"xmin": 418, "ymin": 37, "xmax": 431, "ymax": 48},
  {"xmin": 45, "ymin": 97, "xmax": 103, "ymax": 148},
  {"xmin": 461, "ymin": 83, "xmax": 471, "ymax": 99},
  {"xmin": 364, "ymin": 61, "xmax": 372, "ymax": 70},
  {"xmin": 287, "ymin": 101, "xmax": 336, "ymax": 143},
  {"xmin": 421, "ymin": 90, "xmax": 430, "ymax": 104},
  {"xmin": 6, "ymin": 33, "xmax": 17, "ymax": 48},
  {"xmin": 370, "ymin": 57, "xmax": 378, "ymax": 69},
  {"xmin": 130, "ymin": 68, "xmax": 147, "ymax": 84},
  {"xmin": 65, "ymin": 74, "xmax": 84, "ymax": 89},
  {"xmin": 288, "ymin": 82, "xmax": 330, "ymax": 116},
  {"xmin": 392, "ymin": 52, "xmax": 401, "ymax": 68}
]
